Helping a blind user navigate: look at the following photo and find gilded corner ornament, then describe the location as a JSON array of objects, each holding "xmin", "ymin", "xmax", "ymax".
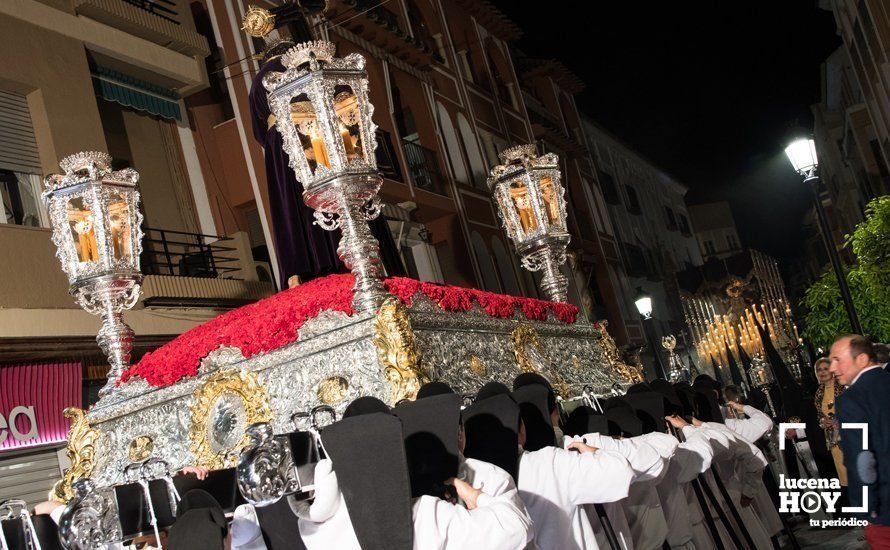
[
  {"xmin": 594, "ymin": 321, "xmax": 644, "ymax": 384},
  {"xmin": 373, "ymin": 298, "xmax": 428, "ymax": 403},
  {"xmin": 188, "ymin": 369, "xmax": 273, "ymax": 470},
  {"xmin": 511, "ymin": 322, "xmax": 546, "ymax": 374},
  {"xmin": 51, "ymin": 407, "xmax": 100, "ymax": 503}
]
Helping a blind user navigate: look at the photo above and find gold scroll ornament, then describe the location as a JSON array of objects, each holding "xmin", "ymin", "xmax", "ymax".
[
  {"xmin": 373, "ymin": 298, "xmax": 428, "ymax": 403},
  {"xmin": 51, "ymin": 407, "xmax": 100, "ymax": 503},
  {"xmin": 188, "ymin": 369, "xmax": 273, "ymax": 469},
  {"xmin": 594, "ymin": 320, "xmax": 644, "ymax": 384}
]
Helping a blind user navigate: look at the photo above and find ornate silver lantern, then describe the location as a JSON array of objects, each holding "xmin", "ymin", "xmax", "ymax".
[
  {"xmin": 662, "ymin": 335, "xmax": 689, "ymax": 383},
  {"xmin": 43, "ymin": 152, "xmax": 143, "ymax": 397},
  {"xmin": 263, "ymin": 41, "xmax": 387, "ymax": 313},
  {"xmin": 488, "ymin": 145, "xmax": 570, "ymax": 303},
  {"xmin": 749, "ymin": 353, "xmax": 777, "ymax": 416}
]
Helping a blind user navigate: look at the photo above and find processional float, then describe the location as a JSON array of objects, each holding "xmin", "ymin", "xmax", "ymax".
[{"xmin": 36, "ymin": 42, "xmax": 639, "ymax": 548}]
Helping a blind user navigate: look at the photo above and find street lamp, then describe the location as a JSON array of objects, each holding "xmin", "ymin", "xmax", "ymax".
[
  {"xmin": 634, "ymin": 287, "xmax": 666, "ymax": 379},
  {"xmin": 784, "ymin": 138, "xmax": 862, "ymax": 335},
  {"xmin": 634, "ymin": 291, "xmax": 652, "ymax": 320},
  {"xmin": 488, "ymin": 144, "xmax": 570, "ymax": 303}
]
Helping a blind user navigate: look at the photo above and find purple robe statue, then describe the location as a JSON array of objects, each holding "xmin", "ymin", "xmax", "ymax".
[{"xmin": 249, "ymin": 57, "xmax": 344, "ymax": 288}]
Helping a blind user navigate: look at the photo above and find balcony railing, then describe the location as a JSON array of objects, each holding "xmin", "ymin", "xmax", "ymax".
[
  {"xmin": 142, "ymin": 228, "xmax": 240, "ymax": 279},
  {"xmin": 401, "ymin": 139, "xmax": 448, "ymax": 196},
  {"xmin": 122, "ymin": 0, "xmax": 179, "ymax": 24}
]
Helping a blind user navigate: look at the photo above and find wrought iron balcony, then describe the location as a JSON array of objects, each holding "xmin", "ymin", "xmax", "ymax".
[
  {"xmin": 142, "ymin": 228, "xmax": 239, "ymax": 279},
  {"xmin": 73, "ymin": 0, "xmax": 209, "ymax": 57},
  {"xmin": 401, "ymin": 139, "xmax": 448, "ymax": 196}
]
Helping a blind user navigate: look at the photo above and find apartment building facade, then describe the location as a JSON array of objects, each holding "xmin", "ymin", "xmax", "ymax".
[
  {"xmin": 0, "ymin": 0, "xmax": 276, "ymax": 504},
  {"xmin": 583, "ymin": 119, "xmax": 704, "ymax": 361}
]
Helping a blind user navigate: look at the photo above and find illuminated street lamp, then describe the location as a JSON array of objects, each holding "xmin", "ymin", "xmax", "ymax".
[
  {"xmin": 634, "ymin": 287, "xmax": 665, "ymax": 379},
  {"xmin": 264, "ymin": 41, "xmax": 387, "ymax": 313},
  {"xmin": 634, "ymin": 289, "xmax": 653, "ymax": 320},
  {"xmin": 488, "ymin": 144, "xmax": 570, "ymax": 303},
  {"xmin": 43, "ymin": 152, "xmax": 143, "ymax": 397},
  {"xmin": 784, "ymin": 138, "xmax": 862, "ymax": 334}
]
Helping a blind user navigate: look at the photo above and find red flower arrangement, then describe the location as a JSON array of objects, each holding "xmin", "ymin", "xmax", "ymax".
[{"xmin": 121, "ymin": 274, "xmax": 578, "ymax": 388}]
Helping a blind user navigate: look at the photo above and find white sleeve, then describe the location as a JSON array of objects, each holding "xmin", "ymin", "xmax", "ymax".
[
  {"xmin": 734, "ymin": 438, "xmax": 768, "ymax": 498},
  {"xmin": 669, "ymin": 426, "xmax": 714, "ymax": 483},
  {"xmin": 705, "ymin": 424, "xmax": 767, "ymax": 498},
  {"xmin": 291, "ymin": 459, "xmax": 341, "ymax": 522},
  {"xmin": 575, "ymin": 432, "xmax": 665, "ymax": 483},
  {"xmin": 553, "ymin": 447, "xmax": 635, "ymax": 505},
  {"xmin": 414, "ymin": 493, "xmax": 534, "ymax": 550},
  {"xmin": 724, "ymin": 406, "xmax": 773, "ymax": 443},
  {"xmin": 700, "ymin": 423, "xmax": 734, "ymax": 461}
]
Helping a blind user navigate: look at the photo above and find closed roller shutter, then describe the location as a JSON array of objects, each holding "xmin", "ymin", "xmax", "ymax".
[
  {"xmin": 0, "ymin": 90, "xmax": 41, "ymax": 174},
  {"xmin": 0, "ymin": 447, "xmax": 63, "ymax": 507}
]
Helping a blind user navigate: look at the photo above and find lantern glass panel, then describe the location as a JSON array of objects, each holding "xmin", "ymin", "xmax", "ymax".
[
  {"xmin": 290, "ymin": 94, "xmax": 330, "ymax": 173},
  {"xmin": 333, "ymin": 85, "xmax": 365, "ymax": 163},
  {"xmin": 539, "ymin": 175, "xmax": 562, "ymax": 227},
  {"xmin": 107, "ymin": 191, "xmax": 133, "ymax": 262},
  {"xmin": 509, "ymin": 181, "xmax": 537, "ymax": 233},
  {"xmin": 67, "ymin": 196, "xmax": 99, "ymax": 263}
]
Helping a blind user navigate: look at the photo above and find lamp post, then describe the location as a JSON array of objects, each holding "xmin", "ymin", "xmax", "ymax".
[
  {"xmin": 488, "ymin": 144, "xmax": 571, "ymax": 303},
  {"xmin": 784, "ymin": 138, "xmax": 863, "ymax": 335},
  {"xmin": 264, "ymin": 41, "xmax": 388, "ymax": 313},
  {"xmin": 634, "ymin": 287, "xmax": 666, "ymax": 379},
  {"xmin": 43, "ymin": 152, "xmax": 144, "ymax": 397}
]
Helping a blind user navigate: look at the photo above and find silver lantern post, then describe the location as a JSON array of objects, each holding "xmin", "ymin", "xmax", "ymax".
[
  {"xmin": 488, "ymin": 145, "xmax": 570, "ymax": 303},
  {"xmin": 263, "ymin": 41, "xmax": 388, "ymax": 313},
  {"xmin": 44, "ymin": 152, "xmax": 143, "ymax": 398},
  {"xmin": 749, "ymin": 353, "xmax": 777, "ymax": 417},
  {"xmin": 662, "ymin": 335, "xmax": 690, "ymax": 383}
]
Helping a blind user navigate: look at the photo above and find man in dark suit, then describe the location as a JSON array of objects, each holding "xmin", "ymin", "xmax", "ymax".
[{"xmin": 830, "ymin": 334, "xmax": 890, "ymax": 548}]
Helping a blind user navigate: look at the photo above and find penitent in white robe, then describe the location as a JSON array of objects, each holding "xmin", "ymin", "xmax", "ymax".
[
  {"xmin": 517, "ymin": 445, "xmax": 634, "ymax": 550},
  {"xmin": 666, "ymin": 425, "xmax": 717, "ymax": 550},
  {"xmin": 293, "ymin": 459, "xmax": 361, "ymax": 550},
  {"xmin": 296, "ymin": 457, "xmax": 534, "ymax": 550},
  {"xmin": 567, "ymin": 432, "xmax": 665, "ymax": 550},
  {"xmin": 623, "ymin": 432, "xmax": 678, "ymax": 550},
  {"xmin": 723, "ymin": 405, "xmax": 783, "ymax": 538},
  {"xmin": 700, "ymin": 422, "xmax": 773, "ymax": 550}
]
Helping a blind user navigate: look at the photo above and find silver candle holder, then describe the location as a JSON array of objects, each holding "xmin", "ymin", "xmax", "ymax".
[
  {"xmin": 488, "ymin": 145, "xmax": 570, "ymax": 303},
  {"xmin": 44, "ymin": 152, "xmax": 143, "ymax": 397},
  {"xmin": 264, "ymin": 41, "xmax": 388, "ymax": 313}
]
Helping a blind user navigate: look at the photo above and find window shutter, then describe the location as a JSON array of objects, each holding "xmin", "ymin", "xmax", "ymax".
[{"xmin": 0, "ymin": 91, "xmax": 41, "ymax": 174}]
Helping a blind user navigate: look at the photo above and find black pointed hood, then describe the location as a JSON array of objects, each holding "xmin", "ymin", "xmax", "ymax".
[
  {"xmin": 321, "ymin": 411, "xmax": 413, "ymax": 550},
  {"xmin": 393, "ymin": 393, "xmax": 462, "ymax": 499},
  {"xmin": 603, "ymin": 396, "xmax": 643, "ymax": 437},
  {"xmin": 564, "ymin": 405, "xmax": 608, "ymax": 437},
  {"xmin": 513, "ymin": 383, "xmax": 556, "ymax": 451},
  {"xmin": 462, "ymin": 386, "xmax": 521, "ymax": 479}
]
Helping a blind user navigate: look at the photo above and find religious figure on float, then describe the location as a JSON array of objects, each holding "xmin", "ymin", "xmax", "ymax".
[{"xmin": 248, "ymin": 38, "xmax": 405, "ymax": 288}]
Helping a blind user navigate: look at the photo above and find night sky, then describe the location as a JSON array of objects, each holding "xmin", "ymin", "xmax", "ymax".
[{"xmin": 492, "ymin": 2, "xmax": 842, "ymax": 262}]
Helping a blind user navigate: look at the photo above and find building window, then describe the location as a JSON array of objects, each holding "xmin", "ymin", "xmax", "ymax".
[
  {"xmin": 624, "ymin": 184, "xmax": 642, "ymax": 214},
  {"xmin": 664, "ymin": 206, "xmax": 678, "ymax": 231},
  {"xmin": 727, "ymin": 233, "xmax": 739, "ymax": 250},
  {"xmin": 0, "ymin": 170, "xmax": 44, "ymax": 227},
  {"xmin": 678, "ymin": 213, "xmax": 691, "ymax": 236},
  {"xmin": 703, "ymin": 240, "xmax": 716, "ymax": 256},
  {"xmin": 596, "ymin": 170, "xmax": 620, "ymax": 204}
]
